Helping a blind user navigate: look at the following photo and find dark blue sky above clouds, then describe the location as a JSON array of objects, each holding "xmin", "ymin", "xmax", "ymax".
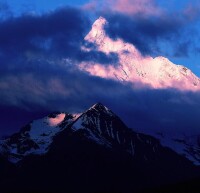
[{"xmin": 0, "ymin": 0, "xmax": 200, "ymax": 137}]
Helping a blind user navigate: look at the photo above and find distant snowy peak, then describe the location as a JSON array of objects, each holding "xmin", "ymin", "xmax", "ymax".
[
  {"xmin": 85, "ymin": 16, "xmax": 108, "ymax": 45},
  {"xmin": 84, "ymin": 16, "xmax": 140, "ymax": 55},
  {"xmin": 81, "ymin": 17, "xmax": 200, "ymax": 91}
]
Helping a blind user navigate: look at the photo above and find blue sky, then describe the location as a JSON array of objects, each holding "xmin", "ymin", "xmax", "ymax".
[{"xmin": 2, "ymin": 0, "xmax": 87, "ymax": 14}]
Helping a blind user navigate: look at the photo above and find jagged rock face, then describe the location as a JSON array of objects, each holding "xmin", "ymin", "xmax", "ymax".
[{"xmin": 79, "ymin": 17, "xmax": 200, "ymax": 91}]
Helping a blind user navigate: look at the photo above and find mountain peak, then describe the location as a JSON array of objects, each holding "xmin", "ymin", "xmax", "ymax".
[
  {"xmin": 90, "ymin": 102, "xmax": 110, "ymax": 112},
  {"xmin": 84, "ymin": 16, "xmax": 108, "ymax": 44},
  {"xmin": 91, "ymin": 102, "xmax": 105, "ymax": 108},
  {"xmin": 93, "ymin": 16, "xmax": 107, "ymax": 27}
]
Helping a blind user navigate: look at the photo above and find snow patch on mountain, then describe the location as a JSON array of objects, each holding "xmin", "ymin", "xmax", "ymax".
[
  {"xmin": 150, "ymin": 132, "xmax": 200, "ymax": 165},
  {"xmin": 0, "ymin": 112, "xmax": 81, "ymax": 163}
]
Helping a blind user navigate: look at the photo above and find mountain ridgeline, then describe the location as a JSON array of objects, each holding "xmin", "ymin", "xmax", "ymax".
[
  {"xmin": 0, "ymin": 103, "xmax": 200, "ymax": 193},
  {"xmin": 80, "ymin": 17, "xmax": 200, "ymax": 91}
]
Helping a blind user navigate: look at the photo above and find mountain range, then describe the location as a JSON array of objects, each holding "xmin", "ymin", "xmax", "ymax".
[{"xmin": 0, "ymin": 103, "xmax": 200, "ymax": 193}]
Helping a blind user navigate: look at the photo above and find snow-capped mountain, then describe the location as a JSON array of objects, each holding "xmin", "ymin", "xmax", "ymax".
[
  {"xmin": 0, "ymin": 103, "xmax": 167, "ymax": 164},
  {"xmin": 79, "ymin": 17, "xmax": 200, "ymax": 91},
  {"xmin": 0, "ymin": 103, "xmax": 200, "ymax": 167},
  {"xmin": 0, "ymin": 103, "xmax": 199, "ymax": 193}
]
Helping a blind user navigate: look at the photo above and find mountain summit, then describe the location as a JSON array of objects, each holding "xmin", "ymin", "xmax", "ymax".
[
  {"xmin": 80, "ymin": 17, "xmax": 200, "ymax": 91},
  {"xmin": 84, "ymin": 16, "xmax": 108, "ymax": 44}
]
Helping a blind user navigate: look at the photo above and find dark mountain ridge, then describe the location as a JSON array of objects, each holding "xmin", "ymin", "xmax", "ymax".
[{"xmin": 0, "ymin": 103, "xmax": 200, "ymax": 193}]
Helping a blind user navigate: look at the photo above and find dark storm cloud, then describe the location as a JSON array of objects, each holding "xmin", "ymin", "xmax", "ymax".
[
  {"xmin": 111, "ymin": 89, "xmax": 200, "ymax": 136},
  {"xmin": 0, "ymin": 59, "xmax": 123, "ymax": 137},
  {"xmin": 102, "ymin": 12, "xmax": 199, "ymax": 56},
  {"xmin": 1, "ymin": 57, "xmax": 200, "ymax": 138},
  {"xmin": 78, "ymin": 50, "xmax": 119, "ymax": 65},
  {"xmin": 0, "ymin": 6, "xmax": 118, "ymax": 72},
  {"xmin": 0, "ymin": 7, "xmax": 88, "ymax": 57}
]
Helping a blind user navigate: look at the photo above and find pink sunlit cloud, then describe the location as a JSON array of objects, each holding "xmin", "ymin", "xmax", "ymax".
[{"xmin": 83, "ymin": 0, "xmax": 163, "ymax": 17}]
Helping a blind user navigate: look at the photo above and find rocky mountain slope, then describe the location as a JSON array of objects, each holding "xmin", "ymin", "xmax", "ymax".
[{"xmin": 0, "ymin": 103, "xmax": 199, "ymax": 193}]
